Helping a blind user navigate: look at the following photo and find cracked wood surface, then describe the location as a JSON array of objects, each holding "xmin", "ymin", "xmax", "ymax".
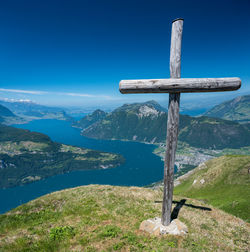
[{"xmin": 119, "ymin": 77, "xmax": 241, "ymax": 94}]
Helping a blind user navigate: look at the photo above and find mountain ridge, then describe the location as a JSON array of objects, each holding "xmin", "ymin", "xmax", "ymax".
[
  {"xmin": 0, "ymin": 104, "xmax": 15, "ymax": 117},
  {"xmin": 0, "ymin": 100, "xmax": 73, "ymax": 123},
  {"xmin": 204, "ymin": 94, "xmax": 250, "ymax": 123},
  {"xmin": 79, "ymin": 100, "xmax": 250, "ymax": 149},
  {"xmin": 0, "ymin": 104, "xmax": 20, "ymax": 125},
  {"xmin": 74, "ymin": 109, "xmax": 107, "ymax": 129}
]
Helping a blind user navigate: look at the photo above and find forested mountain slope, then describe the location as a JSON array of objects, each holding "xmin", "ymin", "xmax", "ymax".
[
  {"xmin": 79, "ymin": 101, "xmax": 250, "ymax": 149},
  {"xmin": 204, "ymin": 94, "xmax": 250, "ymax": 123}
]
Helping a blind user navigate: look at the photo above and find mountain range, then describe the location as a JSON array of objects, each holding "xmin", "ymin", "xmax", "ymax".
[
  {"xmin": 76, "ymin": 100, "xmax": 250, "ymax": 149},
  {"xmin": 204, "ymin": 94, "xmax": 250, "ymax": 123},
  {"xmin": 0, "ymin": 104, "xmax": 18, "ymax": 124},
  {"xmin": 0, "ymin": 100, "xmax": 73, "ymax": 123}
]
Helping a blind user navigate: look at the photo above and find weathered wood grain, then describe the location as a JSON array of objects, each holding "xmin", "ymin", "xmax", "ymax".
[
  {"xmin": 161, "ymin": 18, "xmax": 183, "ymax": 226},
  {"xmin": 170, "ymin": 18, "xmax": 183, "ymax": 78},
  {"xmin": 162, "ymin": 93, "xmax": 180, "ymax": 226},
  {"xmin": 119, "ymin": 77, "xmax": 241, "ymax": 94}
]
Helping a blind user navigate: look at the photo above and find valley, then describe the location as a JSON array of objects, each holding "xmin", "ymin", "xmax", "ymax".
[
  {"xmin": 153, "ymin": 141, "xmax": 250, "ymax": 178},
  {"xmin": 1, "ymin": 4, "xmax": 249, "ymax": 250},
  {"xmin": 0, "ymin": 94, "xmax": 249, "ymax": 214},
  {"xmin": 74, "ymin": 97, "xmax": 250, "ymax": 176}
]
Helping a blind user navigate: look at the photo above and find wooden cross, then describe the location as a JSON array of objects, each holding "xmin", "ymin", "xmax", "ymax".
[{"xmin": 119, "ymin": 18, "xmax": 241, "ymax": 226}]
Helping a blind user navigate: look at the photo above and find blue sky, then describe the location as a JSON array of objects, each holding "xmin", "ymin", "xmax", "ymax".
[{"xmin": 0, "ymin": 0, "xmax": 249, "ymax": 108}]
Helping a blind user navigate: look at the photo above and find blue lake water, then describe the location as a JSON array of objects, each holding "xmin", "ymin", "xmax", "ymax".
[{"xmin": 0, "ymin": 119, "xmax": 166, "ymax": 213}]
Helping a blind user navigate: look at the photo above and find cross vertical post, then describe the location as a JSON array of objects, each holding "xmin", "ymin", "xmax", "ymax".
[{"xmin": 161, "ymin": 18, "xmax": 183, "ymax": 226}]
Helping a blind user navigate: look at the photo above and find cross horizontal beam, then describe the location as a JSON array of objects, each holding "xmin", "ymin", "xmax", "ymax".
[{"xmin": 119, "ymin": 77, "xmax": 241, "ymax": 94}]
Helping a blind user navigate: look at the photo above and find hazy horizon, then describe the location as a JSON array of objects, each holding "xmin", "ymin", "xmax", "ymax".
[{"xmin": 1, "ymin": 91, "xmax": 249, "ymax": 114}]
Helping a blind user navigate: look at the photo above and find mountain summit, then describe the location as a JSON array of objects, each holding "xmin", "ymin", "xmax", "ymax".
[
  {"xmin": 0, "ymin": 181, "xmax": 248, "ymax": 251},
  {"xmin": 75, "ymin": 109, "xmax": 107, "ymax": 129}
]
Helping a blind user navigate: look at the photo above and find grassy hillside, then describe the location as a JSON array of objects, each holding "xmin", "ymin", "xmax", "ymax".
[
  {"xmin": 0, "ymin": 185, "xmax": 249, "ymax": 251},
  {"xmin": 204, "ymin": 94, "xmax": 250, "ymax": 123},
  {"xmin": 174, "ymin": 155, "xmax": 250, "ymax": 222}
]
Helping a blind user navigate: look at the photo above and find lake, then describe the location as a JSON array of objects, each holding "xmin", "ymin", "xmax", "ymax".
[{"xmin": 0, "ymin": 119, "xmax": 167, "ymax": 213}]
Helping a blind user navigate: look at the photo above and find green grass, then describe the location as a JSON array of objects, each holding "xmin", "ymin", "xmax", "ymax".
[
  {"xmin": 216, "ymin": 146, "xmax": 250, "ymax": 156},
  {"xmin": 0, "ymin": 184, "xmax": 249, "ymax": 251},
  {"xmin": 49, "ymin": 226, "xmax": 76, "ymax": 241},
  {"xmin": 174, "ymin": 155, "xmax": 250, "ymax": 222}
]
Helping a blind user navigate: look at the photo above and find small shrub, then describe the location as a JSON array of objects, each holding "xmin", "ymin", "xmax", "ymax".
[
  {"xmin": 167, "ymin": 241, "xmax": 176, "ymax": 248},
  {"xmin": 85, "ymin": 245, "xmax": 97, "ymax": 252},
  {"xmin": 122, "ymin": 232, "xmax": 138, "ymax": 245},
  {"xmin": 49, "ymin": 226, "xmax": 75, "ymax": 241},
  {"xmin": 113, "ymin": 241, "xmax": 125, "ymax": 250},
  {"xmin": 98, "ymin": 225, "xmax": 121, "ymax": 238},
  {"xmin": 79, "ymin": 236, "xmax": 89, "ymax": 246}
]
